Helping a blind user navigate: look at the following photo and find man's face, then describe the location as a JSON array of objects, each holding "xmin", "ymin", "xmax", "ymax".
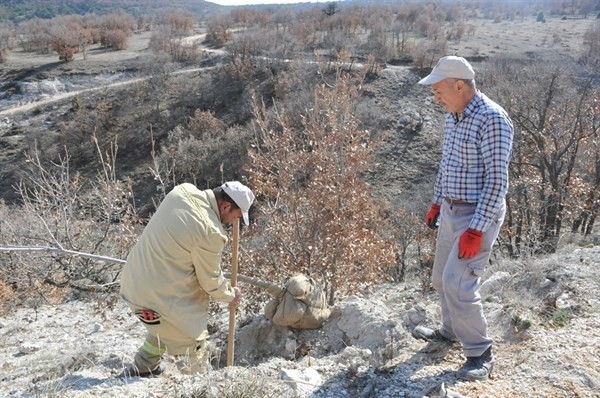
[
  {"xmin": 430, "ymin": 78, "xmax": 466, "ymax": 114},
  {"xmin": 219, "ymin": 202, "xmax": 243, "ymax": 226}
]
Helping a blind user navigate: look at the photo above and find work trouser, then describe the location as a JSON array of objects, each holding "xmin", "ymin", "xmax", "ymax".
[
  {"xmin": 129, "ymin": 304, "xmax": 210, "ymax": 375},
  {"xmin": 431, "ymin": 200, "xmax": 505, "ymax": 357}
]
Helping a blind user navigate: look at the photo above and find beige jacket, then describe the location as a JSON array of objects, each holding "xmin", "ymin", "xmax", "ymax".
[{"xmin": 120, "ymin": 183, "xmax": 236, "ymax": 340}]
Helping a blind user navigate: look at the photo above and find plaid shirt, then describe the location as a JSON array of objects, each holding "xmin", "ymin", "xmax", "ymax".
[{"xmin": 433, "ymin": 91, "xmax": 514, "ymax": 232}]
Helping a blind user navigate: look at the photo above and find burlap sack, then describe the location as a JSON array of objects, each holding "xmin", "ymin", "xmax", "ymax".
[{"xmin": 264, "ymin": 274, "xmax": 331, "ymax": 329}]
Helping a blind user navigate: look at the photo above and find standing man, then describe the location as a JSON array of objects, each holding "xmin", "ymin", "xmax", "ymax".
[
  {"xmin": 119, "ymin": 181, "xmax": 255, "ymax": 377},
  {"xmin": 414, "ymin": 56, "xmax": 514, "ymax": 381}
]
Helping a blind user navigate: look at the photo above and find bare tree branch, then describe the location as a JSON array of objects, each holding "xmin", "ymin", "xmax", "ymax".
[{"xmin": 0, "ymin": 245, "xmax": 126, "ymax": 264}]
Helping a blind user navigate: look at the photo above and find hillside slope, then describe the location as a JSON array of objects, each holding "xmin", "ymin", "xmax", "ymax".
[{"xmin": 1, "ymin": 243, "xmax": 598, "ymax": 397}]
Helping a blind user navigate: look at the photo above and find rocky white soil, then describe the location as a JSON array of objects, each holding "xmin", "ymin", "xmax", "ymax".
[{"xmin": 1, "ymin": 244, "xmax": 599, "ymax": 398}]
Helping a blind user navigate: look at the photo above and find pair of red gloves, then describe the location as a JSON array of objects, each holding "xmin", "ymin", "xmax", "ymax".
[{"xmin": 425, "ymin": 203, "xmax": 482, "ymax": 259}]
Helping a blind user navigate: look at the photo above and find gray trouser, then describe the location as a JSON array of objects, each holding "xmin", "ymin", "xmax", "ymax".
[{"xmin": 431, "ymin": 200, "xmax": 505, "ymax": 357}]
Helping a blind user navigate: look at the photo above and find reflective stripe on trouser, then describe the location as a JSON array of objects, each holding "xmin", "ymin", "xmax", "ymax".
[
  {"xmin": 134, "ymin": 333, "xmax": 165, "ymax": 372},
  {"xmin": 432, "ymin": 200, "xmax": 505, "ymax": 357}
]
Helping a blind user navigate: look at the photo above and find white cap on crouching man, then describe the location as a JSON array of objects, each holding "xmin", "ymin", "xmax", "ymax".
[
  {"xmin": 418, "ymin": 56, "xmax": 475, "ymax": 85},
  {"xmin": 222, "ymin": 181, "xmax": 255, "ymax": 226}
]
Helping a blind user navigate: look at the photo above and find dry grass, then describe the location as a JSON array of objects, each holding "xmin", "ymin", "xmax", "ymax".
[
  {"xmin": 448, "ymin": 16, "xmax": 597, "ymax": 61},
  {"xmin": 2, "ymin": 30, "xmax": 155, "ymax": 72}
]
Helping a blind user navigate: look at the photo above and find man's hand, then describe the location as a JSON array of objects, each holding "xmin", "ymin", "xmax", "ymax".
[
  {"xmin": 425, "ymin": 204, "xmax": 441, "ymax": 229},
  {"xmin": 230, "ymin": 286, "xmax": 241, "ymax": 308},
  {"xmin": 458, "ymin": 229, "xmax": 483, "ymax": 259}
]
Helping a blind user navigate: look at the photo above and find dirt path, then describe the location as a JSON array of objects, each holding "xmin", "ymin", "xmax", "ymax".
[
  {"xmin": 0, "ymin": 31, "xmax": 225, "ymax": 117},
  {"xmin": 0, "ymin": 67, "xmax": 222, "ymax": 117}
]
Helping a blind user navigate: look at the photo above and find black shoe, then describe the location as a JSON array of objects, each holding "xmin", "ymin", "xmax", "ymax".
[
  {"xmin": 119, "ymin": 363, "xmax": 165, "ymax": 378},
  {"xmin": 457, "ymin": 346, "xmax": 494, "ymax": 381},
  {"xmin": 412, "ymin": 325, "xmax": 458, "ymax": 344}
]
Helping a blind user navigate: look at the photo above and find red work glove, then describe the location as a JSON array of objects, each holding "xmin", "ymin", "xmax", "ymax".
[
  {"xmin": 458, "ymin": 228, "xmax": 483, "ymax": 259},
  {"xmin": 425, "ymin": 204, "xmax": 441, "ymax": 229}
]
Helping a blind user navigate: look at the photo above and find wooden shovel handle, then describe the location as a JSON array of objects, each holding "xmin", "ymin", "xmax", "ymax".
[{"xmin": 227, "ymin": 218, "xmax": 240, "ymax": 366}]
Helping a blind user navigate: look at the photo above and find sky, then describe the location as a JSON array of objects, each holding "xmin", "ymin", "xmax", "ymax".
[{"xmin": 208, "ymin": 0, "xmax": 342, "ymax": 5}]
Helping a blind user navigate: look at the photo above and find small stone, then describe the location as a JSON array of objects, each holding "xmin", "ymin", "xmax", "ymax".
[{"xmin": 19, "ymin": 343, "xmax": 41, "ymax": 354}]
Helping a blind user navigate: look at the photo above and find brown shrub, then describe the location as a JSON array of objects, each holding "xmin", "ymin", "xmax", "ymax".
[
  {"xmin": 245, "ymin": 74, "xmax": 398, "ymax": 304},
  {"xmin": 100, "ymin": 29, "xmax": 128, "ymax": 50}
]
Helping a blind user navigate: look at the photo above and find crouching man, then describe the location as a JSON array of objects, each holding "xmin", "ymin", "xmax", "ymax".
[{"xmin": 119, "ymin": 181, "xmax": 254, "ymax": 377}]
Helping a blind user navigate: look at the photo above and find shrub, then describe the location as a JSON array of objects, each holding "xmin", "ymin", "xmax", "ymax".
[
  {"xmin": 245, "ymin": 74, "xmax": 398, "ymax": 304},
  {"xmin": 537, "ymin": 12, "xmax": 545, "ymax": 22},
  {"xmin": 100, "ymin": 29, "xmax": 128, "ymax": 50},
  {"xmin": 0, "ymin": 139, "xmax": 141, "ymax": 312},
  {"xmin": 151, "ymin": 110, "xmax": 252, "ymax": 194}
]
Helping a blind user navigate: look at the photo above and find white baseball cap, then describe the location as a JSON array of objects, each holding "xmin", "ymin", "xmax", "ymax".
[
  {"xmin": 418, "ymin": 56, "xmax": 475, "ymax": 85},
  {"xmin": 222, "ymin": 181, "xmax": 255, "ymax": 225}
]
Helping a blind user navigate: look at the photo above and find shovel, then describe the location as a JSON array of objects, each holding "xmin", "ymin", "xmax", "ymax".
[{"xmin": 227, "ymin": 218, "xmax": 239, "ymax": 366}]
